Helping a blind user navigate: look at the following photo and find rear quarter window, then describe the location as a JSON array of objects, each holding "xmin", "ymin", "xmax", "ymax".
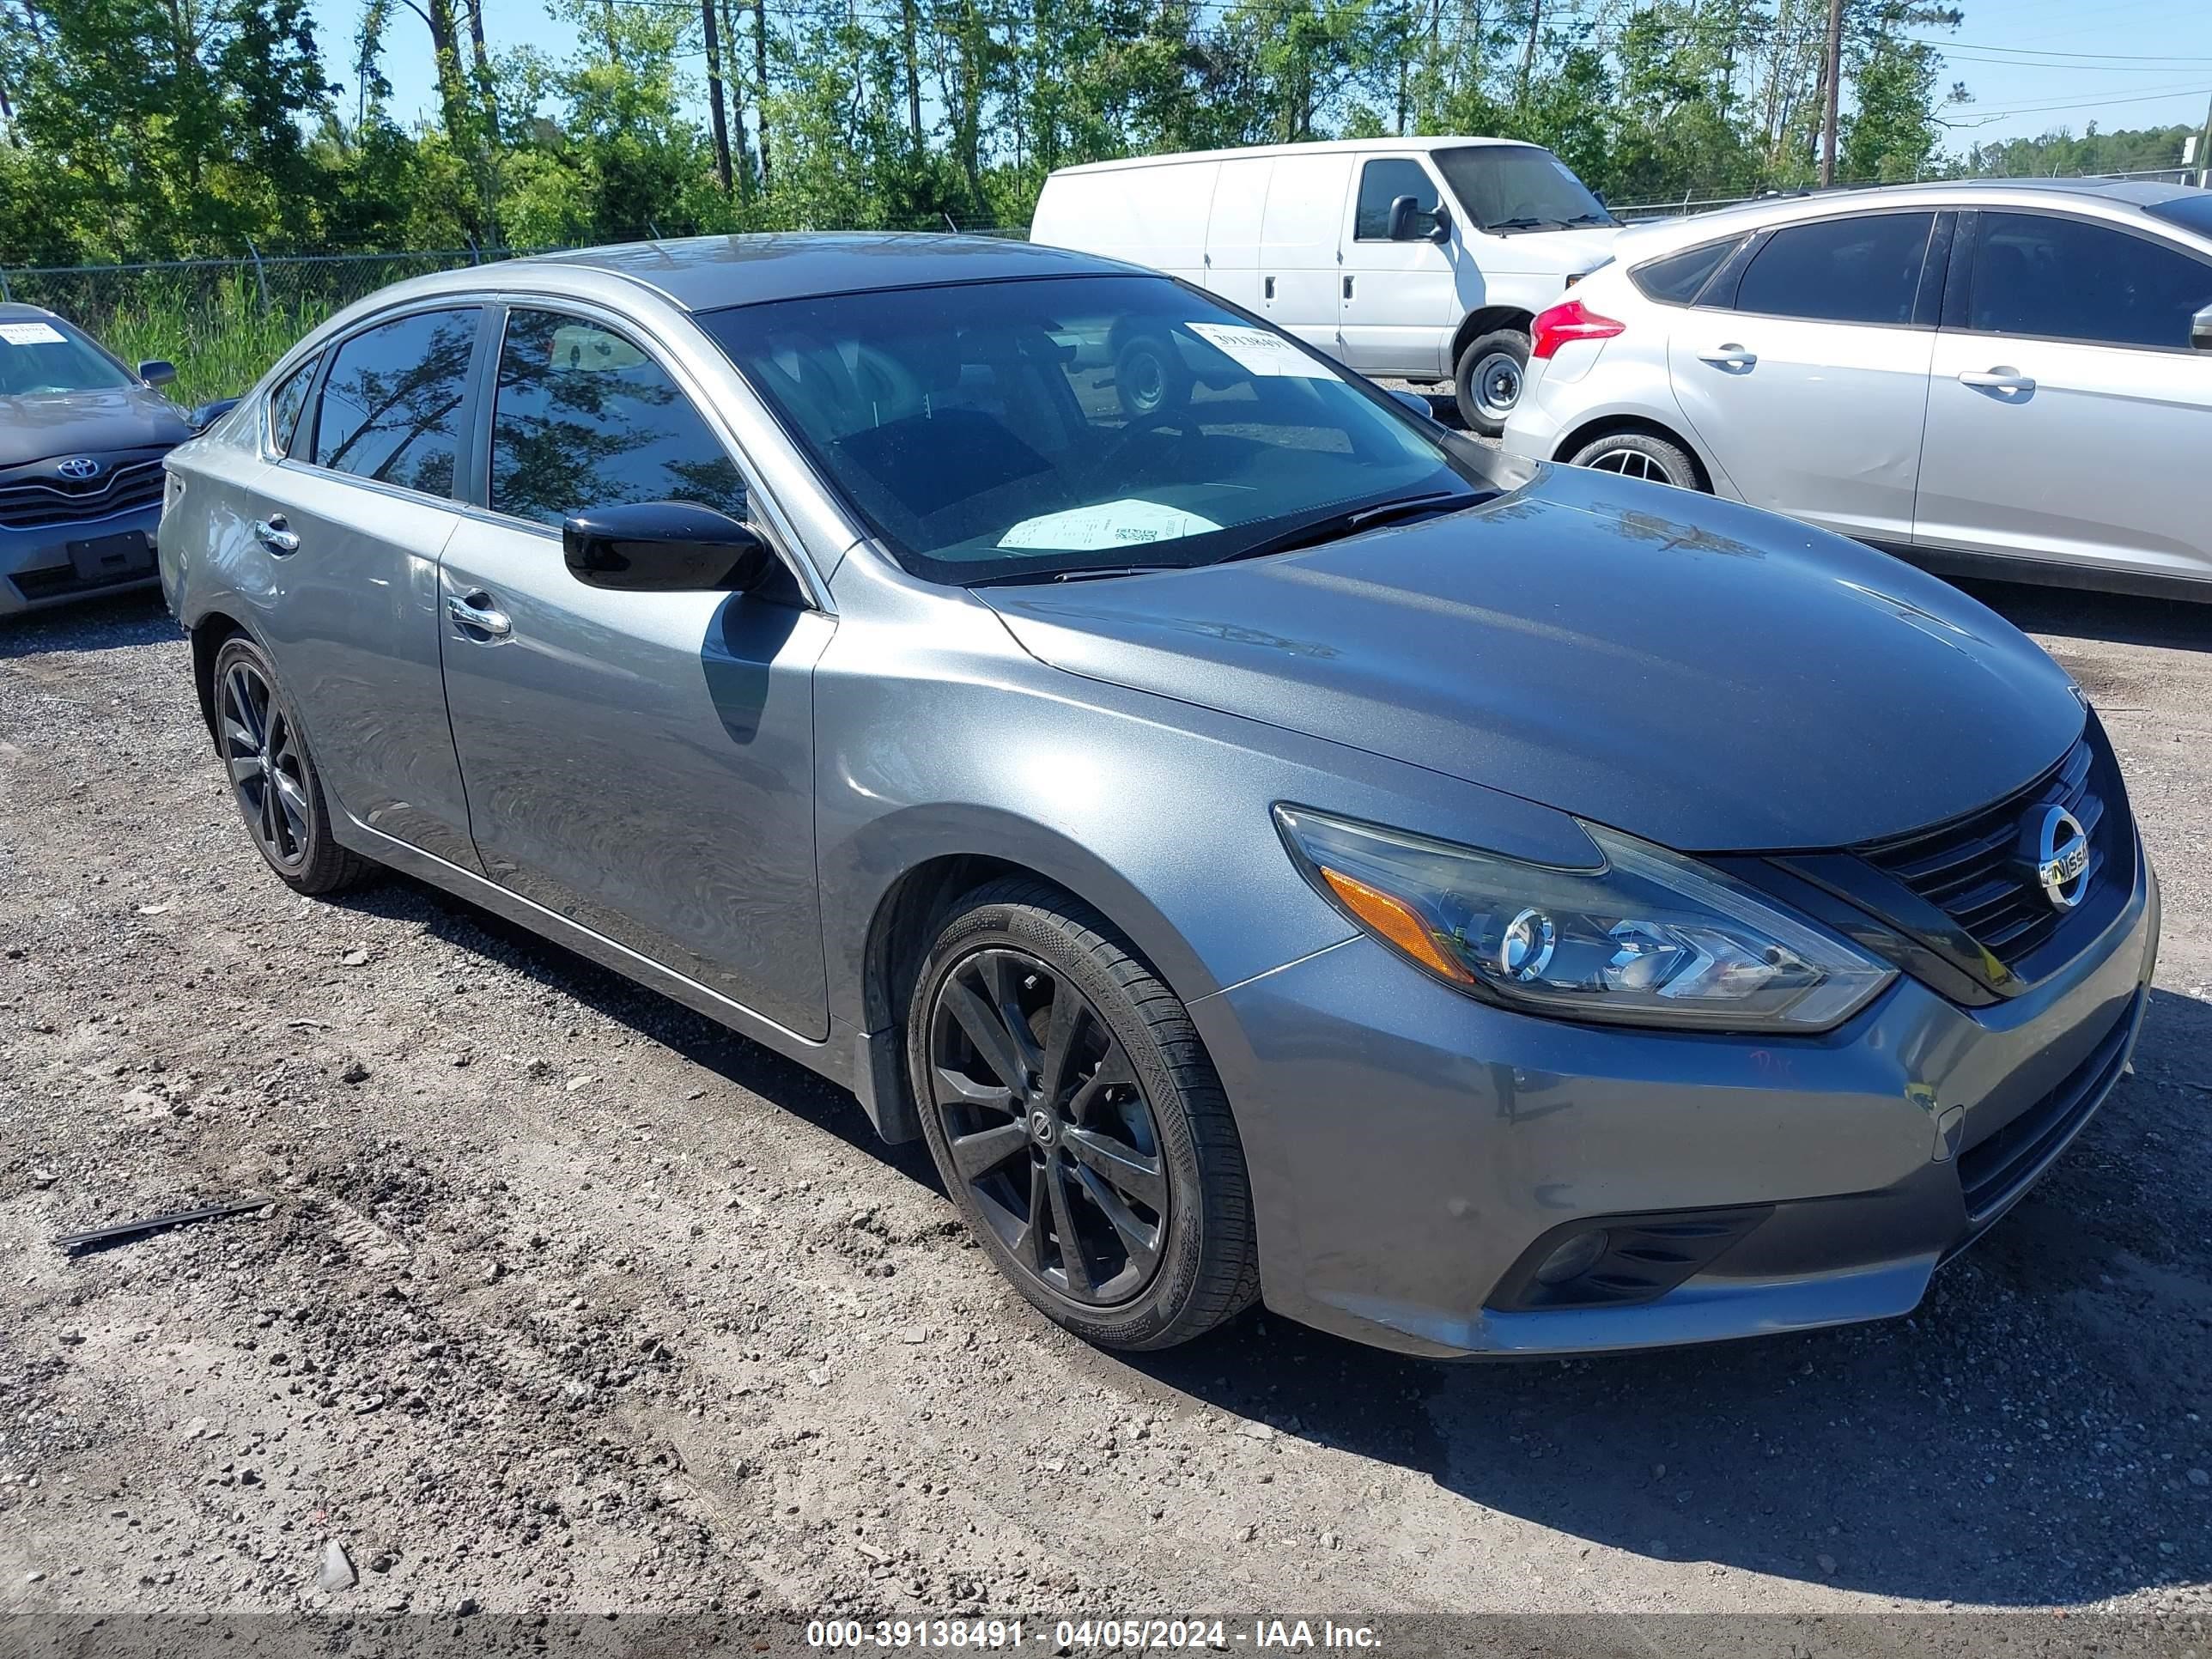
[{"xmin": 1629, "ymin": 238, "xmax": 1743, "ymax": 306}]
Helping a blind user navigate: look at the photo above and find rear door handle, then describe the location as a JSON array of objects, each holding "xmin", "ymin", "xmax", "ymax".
[
  {"xmin": 252, "ymin": 515, "xmax": 299, "ymax": 555},
  {"xmin": 1697, "ymin": 344, "xmax": 1757, "ymax": 369},
  {"xmin": 447, "ymin": 592, "xmax": 512, "ymax": 639},
  {"xmin": 1343, "ymin": 276, "xmax": 1354, "ymax": 300},
  {"xmin": 1263, "ymin": 276, "xmax": 1276, "ymax": 301},
  {"xmin": 1958, "ymin": 367, "xmax": 2034, "ymax": 392}
]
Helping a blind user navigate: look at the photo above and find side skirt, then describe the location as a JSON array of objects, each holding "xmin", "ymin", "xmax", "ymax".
[{"xmin": 331, "ymin": 811, "xmax": 854, "ymax": 1094}]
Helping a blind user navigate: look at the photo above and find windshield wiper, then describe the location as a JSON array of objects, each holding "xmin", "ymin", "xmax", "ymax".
[
  {"xmin": 1486, "ymin": 216, "xmax": 1566, "ymax": 232},
  {"xmin": 1213, "ymin": 490, "xmax": 1484, "ymax": 566},
  {"xmin": 967, "ymin": 562, "xmax": 1186, "ymax": 588},
  {"xmin": 1561, "ymin": 212, "xmax": 1614, "ymax": 227}
]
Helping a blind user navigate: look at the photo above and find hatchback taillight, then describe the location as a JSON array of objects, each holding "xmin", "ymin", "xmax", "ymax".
[{"xmin": 1530, "ymin": 299, "xmax": 1626, "ymax": 360}]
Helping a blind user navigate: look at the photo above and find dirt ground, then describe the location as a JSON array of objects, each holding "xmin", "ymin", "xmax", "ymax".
[{"xmin": 1, "ymin": 578, "xmax": 2209, "ymax": 1655}]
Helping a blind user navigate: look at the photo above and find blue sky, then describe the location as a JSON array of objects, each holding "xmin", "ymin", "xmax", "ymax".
[{"xmin": 315, "ymin": 0, "xmax": 2212, "ymax": 160}]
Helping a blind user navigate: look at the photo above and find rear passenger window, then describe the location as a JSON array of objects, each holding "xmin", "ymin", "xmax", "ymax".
[
  {"xmin": 1970, "ymin": 211, "xmax": 2212, "ymax": 349},
  {"xmin": 1632, "ymin": 238, "xmax": 1741, "ymax": 306},
  {"xmin": 1732, "ymin": 212, "xmax": 1936, "ymax": 326},
  {"xmin": 490, "ymin": 309, "xmax": 748, "ymax": 528},
  {"xmin": 1354, "ymin": 159, "xmax": 1440, "ymax": 241},
  {"xmin": 267, "ymin": 354, "xmax": 318, "ymax": 456},
  {"xmin": 311, "ymin": 308, "xmax": 478, "ymax": 495}
]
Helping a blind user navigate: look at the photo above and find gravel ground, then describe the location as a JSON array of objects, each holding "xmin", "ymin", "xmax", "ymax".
[{"xmin": 1, "ymin": 578, "xmax": 2208, "ymax": 1653}]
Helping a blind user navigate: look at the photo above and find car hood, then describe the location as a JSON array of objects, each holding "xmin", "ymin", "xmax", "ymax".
[
  {"xmin": 0, "ymin": 385, "xmax": 193, "ymax": 469},
  {"xmin": 978, "ymin": 468, "xmax": 2085, "ymax": 852},
  {"xmin": 1486, "ymin": 223, "xmax": 1621, "ymax": 273}
]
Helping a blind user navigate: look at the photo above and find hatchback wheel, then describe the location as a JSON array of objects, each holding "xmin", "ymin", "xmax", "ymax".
[
  {"xmin": 212, "ymin": 635, "xmax": 374, "ymax": 896},
  {"xmin": 908, "ymin": 879, "xmax": 1259, "ymax": 1350},
  {"xmin": 1567, "ymin": 430, "xmax": 1705, "ymax": 491}
]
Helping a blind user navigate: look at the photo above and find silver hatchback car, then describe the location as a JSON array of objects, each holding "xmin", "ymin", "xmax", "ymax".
[
  {"xmin": 161, "ymin": 235, "xmax": 2159, "ymax": 1358},
  {"xmin": 1502, "ymin": 179, "xmax": 2212, "ymax": 599}
]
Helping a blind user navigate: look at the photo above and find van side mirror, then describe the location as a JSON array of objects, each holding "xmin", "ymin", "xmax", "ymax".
[
  {"xmin": 564, "ymin": 500, "xmax": 777, "ymax": 593},
  {"xmin": 1386, "ymin": 196, "xmax": 1426, "ymax": 242},
  {"xmin": 138, "ymin": 359, "xmax": 178, "ymax": 386},
  {"xmin": 2194, "ymin": 303, "xmax": 2212, "ymax": 351}
]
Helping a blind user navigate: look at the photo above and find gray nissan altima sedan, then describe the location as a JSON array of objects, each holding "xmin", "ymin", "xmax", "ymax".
[{"xmin": 158, "ymin": 234, "xmax": 2160, "ymax": 1358}]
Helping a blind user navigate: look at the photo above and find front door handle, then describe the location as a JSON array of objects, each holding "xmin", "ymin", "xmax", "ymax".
[
  {"xmin": 252, "ymin": 514, "xmax": 299, "ymax": 555},
  {"xmin": 1958, "ymin": 367, "xmax": 2034, "ymax": 392},
  {"xmin": 447, "ymin": 592, "xmax": 512, "ymax": 639},
  {"xmin": 1697, "ymin": 344, "xmax": 1757, "ymax": 370}
]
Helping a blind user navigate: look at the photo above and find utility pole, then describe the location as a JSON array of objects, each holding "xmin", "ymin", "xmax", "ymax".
[
  {"xmin": 2197, "ymin": 90, "xmax": 2212, "ymax": 189},
  {"xmin": 1819, "ymin": 0, "xmax": 1844, "ymax": 188}
]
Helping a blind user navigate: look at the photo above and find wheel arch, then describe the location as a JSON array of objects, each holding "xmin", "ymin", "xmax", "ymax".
[
  {"xmin": 188, "ymin": 608, "xmax": 255, "ymax": 749},
  {"xmin": 1550, "ymin": 412, "xmax": 1716, "ymax": 492},
  {"xmin": 1449, "ymin": 304, "xmax": 1534, "ymax": 369},
  {"xmin": 840, "ymin": 819, "xmax": 1231, "ymax": 1146}
]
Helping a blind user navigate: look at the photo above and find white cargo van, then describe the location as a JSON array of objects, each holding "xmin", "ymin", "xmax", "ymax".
[{"xmin": 1029, "ymin": 137, "xmax": 1620, "ymax": 434}]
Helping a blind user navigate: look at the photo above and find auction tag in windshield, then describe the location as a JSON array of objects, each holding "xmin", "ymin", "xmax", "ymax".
[
  {"xmin": 999, "ymin": 499, "xmax": 1222, "ymax": 551},
  {"xmin": 1187, "ymin": 323, "xmax": 1335, "ymax": 380},
  {"xmin": 0, "ymin": 322, "xmax": 68, "ymax": 346}
]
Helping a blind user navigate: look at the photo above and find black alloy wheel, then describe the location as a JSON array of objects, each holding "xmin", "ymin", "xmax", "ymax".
[
  {"xmin": 220, "ymin": 655, "xmax": 312, "ymax": 872},
  {"xmin": 927, "ymin": 947, "xmax": 1169, "ymax": 1305}
]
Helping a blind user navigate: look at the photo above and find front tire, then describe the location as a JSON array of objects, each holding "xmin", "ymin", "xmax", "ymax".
[
  {"xmin": 907, "ymin": 878, "xmax": 1259, "ymax": 1350},
  {"xmin": 1454, "ymin": 326, "xmax": 1532, "ymax": 436},
  {"xmin": 1565, "ymin": 429, "xmax": 1706, "ymax": 490},
  {"xmin": 211, "ymin": 635, "xmax": 374, "ymax": 896}
]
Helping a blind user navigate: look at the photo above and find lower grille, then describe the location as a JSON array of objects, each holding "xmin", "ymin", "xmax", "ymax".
[
  {"xmin": 9, "ymin": 561, "xmax": 157, "ymax": 602},
  {"xmin": 1958, "ymin": 989, "xmax": 2139, "ymax": 1220}
]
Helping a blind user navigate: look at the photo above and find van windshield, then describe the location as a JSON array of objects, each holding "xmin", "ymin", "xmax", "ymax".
[
  {"xmin": 698, "ymin": 274, "xmax": 1497, "ymax": 586},
  {"xmin": 1434, "ymin": 145, "xmax": 1615, "ymax": 234}
]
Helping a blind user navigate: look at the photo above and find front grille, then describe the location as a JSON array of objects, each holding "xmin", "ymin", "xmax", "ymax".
[
  {"xmin": 1858, "ymin": 733, "xmax": 2103, "ymax": 968},
  {"xmin": 1958, "ymin": 989, "xmax": 2139, "ymax": 1220},
  {"xmin": 0, "ymin": 456, "xmax": 167, "ymax": 532}
]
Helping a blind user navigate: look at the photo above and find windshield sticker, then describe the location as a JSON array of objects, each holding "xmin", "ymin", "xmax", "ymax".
[
  {"xmin": 998, "ymin": 499, "xmax": 1223, "ymax": 552},
  {"xmin": 1186, "ymin": 323, "xmax": 1335, "ymax": 380},
  {"xmin": 0, "ymin": 322, "xmax": 68, "ymax": 347}
]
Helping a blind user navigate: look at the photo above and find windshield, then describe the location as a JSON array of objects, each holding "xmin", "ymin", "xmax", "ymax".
[
  {"xmin": 0, "ymin": 316, "xmax": 135, "ymax": 398},
  {"xmin": 1433, "ymin": 145, "xmax": 1615, "ymax": 234},
  {"xmin": 697, "ymin": 275, "xmax": 1492, "ymax": 585}
]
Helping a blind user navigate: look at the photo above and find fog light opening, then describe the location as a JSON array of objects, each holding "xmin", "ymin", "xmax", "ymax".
[{"xmin": 1533, "ymin": 1228, "xmax": 1611, "ymax": 1287}]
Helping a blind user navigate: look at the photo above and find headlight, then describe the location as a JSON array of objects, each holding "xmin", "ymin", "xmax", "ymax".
[{"xmin": 1274, "ymin": 805, "xmax": 1894, "ymax": 1032}]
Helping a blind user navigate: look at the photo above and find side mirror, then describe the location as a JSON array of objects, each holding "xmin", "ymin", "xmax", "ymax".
[
  {"xmin": 563, "ymin": 500, "xmax": 776, "ymax": 593},
  {"xmin": 2194, "ymin": 303, "xmax": 2212, "ymax": 351},
  {"xmin": 138, "ymin": 359, "xmax": 178, "ymax": 386},
  {"xmin": 1386, "ymin": 195, "xmax": 1425, "ymax": 242},
  {"xmin": 1387, "ymin": 387, "xmax": 1436, "ymax": 422},
  {"xmin": 190, "ymin": 396, "xmax": 240, "ymax": 431},
  {"xmin": 1428, "ymin": 200, "xmax": 1452, "ymax": 245}
]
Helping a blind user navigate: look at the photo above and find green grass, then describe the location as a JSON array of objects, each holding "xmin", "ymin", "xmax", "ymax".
[{"xmin": 93, "ymin": 275, "xmax": 336, "ymax": 409}]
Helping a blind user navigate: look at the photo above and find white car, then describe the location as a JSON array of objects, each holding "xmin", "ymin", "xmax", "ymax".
[
  {"xmin": 1030, "ymin": 137, "xmax": 1620, "ymax": 433},
  {"xmin": 1501, "ymin": 179, "xmax": 2212, "ymax": 599}
]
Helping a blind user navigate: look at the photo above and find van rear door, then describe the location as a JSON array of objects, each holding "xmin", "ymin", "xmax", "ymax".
[{"xmin": 1258, "ymin": 150, "xmax": 1355, "ymax": 358}]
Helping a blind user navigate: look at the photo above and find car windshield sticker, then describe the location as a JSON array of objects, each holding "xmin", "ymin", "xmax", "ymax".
[
  {"xmin": 0, "ymin": 322, "xmax": 68, "ymax": 347},
  {"xmin": 998, "ymin": 499, "xmax": 1223, "ymax": 551},
  {"xmin": 1187, "ymin": 323, "xmax": 1336, "ymax": 380}
]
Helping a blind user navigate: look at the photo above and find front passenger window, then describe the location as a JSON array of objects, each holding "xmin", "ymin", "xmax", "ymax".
[
  {"xmin": 491, "ymin": 309, "xmax": 749, "ymax": 528},
  {"xmin": 1354, "ymin": 159, "xmax": 1441, "ymax": 241},
  {"xmin": 1970, "ymin": 211, "xmax": 2212, "ymax": 349}
]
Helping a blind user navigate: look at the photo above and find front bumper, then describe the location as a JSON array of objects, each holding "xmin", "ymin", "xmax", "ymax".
[
  {"xmin": 0, "ymin": 506, "xmax": 165, "ymax": 617},
  {"xmin": 1192, "ymin": 843, "xmax": 2160, "ymax": 1358}
]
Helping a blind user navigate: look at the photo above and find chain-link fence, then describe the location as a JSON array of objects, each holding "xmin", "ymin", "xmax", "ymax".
[
  {"xmin": 1607, "ymin": 165, "xmax": 2203, "ymax": 222},
  {"xmin": 0, "ymin": 222, "xmax": 1027, "ymax": 404}
]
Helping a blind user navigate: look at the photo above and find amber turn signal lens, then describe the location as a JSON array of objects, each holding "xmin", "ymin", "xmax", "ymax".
[{"xmin": 1318, "ymin": 866, "xmax": 1474, "ymax": 984}]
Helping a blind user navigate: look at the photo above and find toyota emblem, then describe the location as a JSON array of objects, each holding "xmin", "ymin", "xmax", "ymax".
[{"xmin": 56, "ymin": 456, "xmax": 100, "ymax": 480}]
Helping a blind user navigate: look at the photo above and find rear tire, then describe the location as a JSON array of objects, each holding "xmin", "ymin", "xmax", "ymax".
[
  {"xmin": 1565, "ymin": 429, "xmax": 1706, "ymax": 491},
  {"xmin": 1114, "ymin": 332, "xmax": 1189, "ymax": 419},
  {"xmin": 907, "ymin": 878, "xmax": 1259, "ymax": 1351},
  {"xmin": 210, "ymin": 635, "xmax": 375, "ymax": 896},
  {"xmin": 1453, "ymin": 326, "xmax": 1532, "ymax": 436}
]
